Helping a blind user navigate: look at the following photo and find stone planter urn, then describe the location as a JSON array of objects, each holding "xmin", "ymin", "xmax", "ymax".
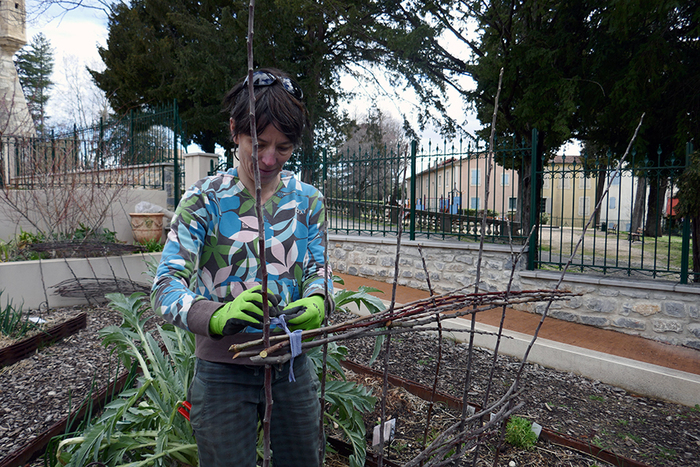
[{"xmin": 130, "ymin": 212, "xmax": 165, "ymax": 243}]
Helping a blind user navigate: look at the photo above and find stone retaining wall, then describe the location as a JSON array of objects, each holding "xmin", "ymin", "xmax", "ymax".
[{"xmin": 327, "ymin": 234, "xmax": 700, "ymax": 350}]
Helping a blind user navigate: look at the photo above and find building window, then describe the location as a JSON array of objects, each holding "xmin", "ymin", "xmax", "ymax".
[
  {"xmin": 557, "ymin": 176, "xmax": 572, "ymax": 189},
  {"xmin": 609, "ymin": 197, "xmax": 617, "ymax": 210},
  {"xmin": 471, "ymin": 169, "xmax": 481, "ymax": 186},
  {"xmin": 501, "ymin": 173, "xmax": 510, "ymax": 187},
  {"xmin": 578, "ymin": 196, "xmax": 591, "ymax": 216},
  {"xmin": 611, "ymin": 173, "xmax": 621, "ymax": 185},
  {"xmin": 578, "ymin": 177, "xmax": 592, "ymax": 189},
  {"xmin": 509, "ymin": 197, "xmax": 517, "ymax": 210},
  {"xmin": 470, "ymin": 197, "xmax": 480, "ymax": 210}
]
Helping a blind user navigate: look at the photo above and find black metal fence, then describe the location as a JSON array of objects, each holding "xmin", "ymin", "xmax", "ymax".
[
  {"xmin": 0, "ymin": 101, "xmax": 186, "ymax": 201},
  {"xmin": 305, "ymin": 135, "xmax": 695, "ymax": 284},
  {"xmin": 315, "ymin": 136, "xmax": 530, "ymax": 243},
  {"xmin": 537, "ymin": 145, "xmax": 695, "ymax": 283}
]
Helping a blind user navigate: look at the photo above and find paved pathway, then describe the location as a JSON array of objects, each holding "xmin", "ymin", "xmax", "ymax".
[{"xmin": 336, "ymin": 272, "xmax": 700, "ymax": 376}]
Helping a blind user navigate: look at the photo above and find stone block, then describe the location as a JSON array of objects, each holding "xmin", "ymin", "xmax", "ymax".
[
  {"xmin": 455, "ymin": 255, "xmax": 474, "ymax": 265},
  {"xmin": 620, "ymin": 290, "xmax": 649, "ymax": 299},
  {"xmin": 342, "ymin": 243, "xmax": 354, "ymax": 251},
  {"xmin": 690, "ymin": 305, "xmax": 699, "ymax": 319},
  {"xmin": 685, "ymin": 340, "xmax": 700, "ymax": 350},
  {"xmin": 585, "ymin": 298, "xmax": 616, "ymax": 313},
  {"xmin": 573, "ymin": 285, "xmax": 597, "ymax": 294},
  {"xmin": 447, "ymin": 263, "xmax": 465, "ymax": 273},
  {"xmin": 579, "ymin": 315, "xmax": 609, "ymax": 327},
  {"xmin": 550, "ymin": 311, "xmax": 577, "ymax": 322},
  {"xmin": 381, "ymin": 257, "xmax": 395, "ymax": 267},
  {"xmin": 415, "ymin": 271, "xmax": 426, "ymax": 281},
  {"xmin": 359, "ymin": 267, "xmax": 376, "ymax": 276},
  {"xmin": 620, "ymin": 303, "xmax": 632, "ymax": 316},
  {"xmin": 599, "ymin": 288, "xmax": 620, "ymax": 297},
  {"xmin": 348, "ymin": 266, "xmax": 357, "ymax": 275},
  {"xmin": 663, "ymin": 302, "xmax": 687, "ymax": 318},
  {"xmin": 565, "ymin": 296, "xmax": 583, "ymax": 309},
  {"xmin": 688, "ymin": 324, "xmax": 700, "ymax": 339},
  {"xmin": 651, "ymin": 319, "xmax": 683, "ymax": 333},
  {"xmin": 333, "ymin": 249, "xmax": 347, "ymax": 260},
  {"xmin": 401, "ymin": 270, "xmax": 413, "ymax": 278},
  {"xmin": 349, "ymin": 252, "xmax": 364, "ymax": 264},
  {"xmin": 631, "ymin": 302, "xmax": 661, "ymax": 317},
  {"xmin": 612, "ymin": 317, "xmax": 646, "ymax": 331},
  {"xmin": 455, "ymin": 275, "xmax": 472, "ymax": 287},
  {"xmin": 486, "ymin": 260, "xmax": 503, "ymax": 270}
]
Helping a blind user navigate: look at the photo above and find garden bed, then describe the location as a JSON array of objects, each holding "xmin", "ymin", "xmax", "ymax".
[
  {"xmin": 0, "ymin": 313, "xmax": 87, "ymax": 368},
  {"xmin": 0, "ymin": 306, "xmax": 128, "ymax": 465},
  {"xmin": 335, "ymin": 307, "xmax": 700, "ymax": 466},
  {"xmin": 2, "ymin": 306, "xmax": 699, "ymax": 467}
]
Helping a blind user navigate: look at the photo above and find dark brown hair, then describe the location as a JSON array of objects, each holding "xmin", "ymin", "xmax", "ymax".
[{"xmin": 222, "ymin": 68, "xmax": 307, "ymax": 147}]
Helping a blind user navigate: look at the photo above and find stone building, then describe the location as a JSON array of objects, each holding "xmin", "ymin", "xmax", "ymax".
[{"xmin": 0, "ymin": 0, "xmax": 34, "ymax": 135}]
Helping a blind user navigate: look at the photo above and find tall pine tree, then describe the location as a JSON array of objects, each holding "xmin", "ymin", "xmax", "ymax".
[{"xmin": 15, "ymin": 33, "xmax": 55, "ymax": 137}]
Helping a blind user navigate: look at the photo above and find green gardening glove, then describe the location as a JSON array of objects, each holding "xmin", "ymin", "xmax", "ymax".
[
  {"xmin": 282, "ymin": 295, "xmax": 325, "ymax": 331},
  {"xmin": 209, "ymin": 285, "xmax": 282, "ymax": 335}
]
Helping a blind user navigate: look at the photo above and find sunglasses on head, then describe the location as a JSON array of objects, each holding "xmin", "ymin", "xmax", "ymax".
[{"xmin": 244, "ymin": 71, "xmax": 304, "ymax": 100}]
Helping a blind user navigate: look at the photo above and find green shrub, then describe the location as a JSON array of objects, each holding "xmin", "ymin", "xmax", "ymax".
[
  {"xmin": 135, "ymin": 237, "xmax": 164, "ymax": 253},
  {"xmin": 0, "ymin": 291, "xmax": 35, "ymax": 338},
  {"xmin": 505, "ymin": 416, "xmax": 538, "ymax": 450}
]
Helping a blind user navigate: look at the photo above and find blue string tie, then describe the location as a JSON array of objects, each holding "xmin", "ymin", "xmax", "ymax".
[{"xmin": 270, "ymin": 315, "xmax": 302, "ymax": 382}]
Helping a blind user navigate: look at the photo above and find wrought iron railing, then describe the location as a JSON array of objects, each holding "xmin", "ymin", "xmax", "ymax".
[
  {"xmin": 304, "ymin": 135, "xmax": 694, "ymax": 284},
  {"xmin": 536, "ymin": 146, "xmax": 694, "ymax": 283},
  {"xmin": 0, "ymin": 101, "xmax": 186, "ymax": 201},
  {"xmin": 314, "ymin": 136, "xmax": 529, "ymax": 244}
]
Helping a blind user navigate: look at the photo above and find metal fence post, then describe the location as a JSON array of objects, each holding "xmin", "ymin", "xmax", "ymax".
[
  {"xmin": 680, "ymin": 141, "xmax": 693, "ymax": 284},
  {"xmin": 410, "ymin": 141, "xmax": 417, "ymax": 241},
  {"xmin": 173, "ymin": 99, "xmax": 181, "ymax": 203},
  {"xmin": 527, "ymin": 129, "xmax": 539, "ymax": 270},
  {"xmin": 323, "ymin": 147, "xmax": 327, "ymax": 186}
]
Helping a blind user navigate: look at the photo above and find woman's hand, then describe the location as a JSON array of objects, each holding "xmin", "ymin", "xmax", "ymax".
[
  {"xmin": 209, "ymin": 285, "xmax": 281, "ymax": 335},
  {"xmin": 282, "ymin": 295, "xmax": 325, "ymax": 331}
]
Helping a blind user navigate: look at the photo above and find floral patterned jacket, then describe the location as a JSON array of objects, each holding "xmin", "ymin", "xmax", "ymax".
[{"xmin": 151, "ymin": 168, "xmax": 332, "ymax": 364}]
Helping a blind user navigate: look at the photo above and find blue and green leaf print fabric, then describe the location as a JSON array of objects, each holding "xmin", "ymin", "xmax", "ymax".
[{"xmin": 151, "ymin": 168, "xmax": 331, "ymax": 333}]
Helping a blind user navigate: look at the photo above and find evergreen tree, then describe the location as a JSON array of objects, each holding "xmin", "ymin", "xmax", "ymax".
[
  {"xmin": 15, "ymin": 33, "xmax": 55, "ymax": 137},
  {"xmin": 89, "ymin": 0, "xmax": 441, "ymax": 157}
]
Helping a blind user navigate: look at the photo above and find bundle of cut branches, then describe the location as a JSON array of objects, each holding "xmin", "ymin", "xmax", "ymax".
[{"xmin": 230, "ymin": 288, "xmax": 579, "ymax": 363}]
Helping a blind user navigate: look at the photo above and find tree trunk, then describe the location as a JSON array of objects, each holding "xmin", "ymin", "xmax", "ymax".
[
  {"xmin": 631, "ymin": 176, "xmax": 647, "ymax": 232},
  {"xmin": 644, "ymin": 178, "xmax": 667, "ymax": 238},
  {"xmin": 594, "ymin": 165, "xmax": 607, "ymax": 227}
]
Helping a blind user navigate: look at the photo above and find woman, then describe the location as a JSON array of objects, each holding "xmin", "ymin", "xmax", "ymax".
[{"xmin": 151, "ymin": 68, "xmax": 332, "ymax": 467}]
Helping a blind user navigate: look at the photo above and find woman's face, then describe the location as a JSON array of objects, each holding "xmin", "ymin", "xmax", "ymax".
[{"xmin": 232, "ymin": 120, "xmax": 295, "ymax": 191}]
